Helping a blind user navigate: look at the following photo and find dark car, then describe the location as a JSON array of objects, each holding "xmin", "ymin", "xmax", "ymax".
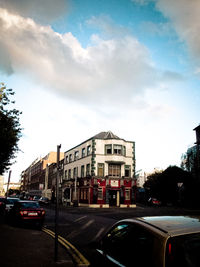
[
  {"xmin": 33, "ymin": 195, "xmax": 41, "ymax": 201},
  {"xmin": 5, "ymin": 197, "xmax": 20, "ymax": 212},
  {"xmin": 90, "ymin": 216, "xmax": 200, "ymax": 267},
  {"xmin": 9, "ymin": 200, "xmax": 45, "ymax": 228},
  {"xmin": 39, "ymin": 197, "xmax": 50, "ymax": 205},
  {"xmin": 148, "ymin": 197, "xmax": 162, "ymax": 206},
  {"xmin": 0, "ymin": 197, "xmax": 6, "ymax": 215}
]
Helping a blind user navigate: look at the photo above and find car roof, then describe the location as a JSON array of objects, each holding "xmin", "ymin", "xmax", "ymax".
[
  {"xmin": 120, "ymin": 216, "xmax": 200, "ymax": 237},
  {"xmin": 17, "ymin": 200, "xmax": 37, "ymax": 203}
]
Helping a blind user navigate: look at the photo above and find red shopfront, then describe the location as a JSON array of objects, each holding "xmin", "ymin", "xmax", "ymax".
[{"xmin": 89, "ymin": 178, "xmax": 133, "ymax": 206}]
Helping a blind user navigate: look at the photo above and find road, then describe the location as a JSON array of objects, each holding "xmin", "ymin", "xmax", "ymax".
[{"xmin": 43, "ymin": 204, "xmax": 200, "ymax": 265}]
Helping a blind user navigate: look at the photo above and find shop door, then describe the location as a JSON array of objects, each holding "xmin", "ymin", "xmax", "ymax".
[{"xmin": 109, "ymin": 190, "xmax": 117, "ymax": 206}]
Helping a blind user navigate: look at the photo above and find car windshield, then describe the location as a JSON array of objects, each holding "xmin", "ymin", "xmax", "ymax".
[
  {"xmin": 166, "ymin": 233, "xmax": 200, "ymax": 267},
  {"xmin": 7, "ymin": 199, "xmax": 19, "ymax": 204},
  {"xmin": 20, "ymin": 202, "xmax": 40, "ymax": 208}
]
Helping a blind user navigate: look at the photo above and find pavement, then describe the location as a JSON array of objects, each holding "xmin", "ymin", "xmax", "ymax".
[{"xmin": 0, "ymin": 216, "xmax": 74, "ymax": 267}]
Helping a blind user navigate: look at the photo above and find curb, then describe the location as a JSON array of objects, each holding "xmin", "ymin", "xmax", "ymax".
[{"xmin": 42, "ymin": 227, "xmax": 90, "ymax": 267}]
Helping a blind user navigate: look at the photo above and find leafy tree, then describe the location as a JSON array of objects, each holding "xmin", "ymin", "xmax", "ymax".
[
  {"xmin": 0, "ymin": 83, "xmax": 22, "ymax": 175},
  {"xmin": 144, "ymin": 166, "xmax": 194, "ymax": 206}
]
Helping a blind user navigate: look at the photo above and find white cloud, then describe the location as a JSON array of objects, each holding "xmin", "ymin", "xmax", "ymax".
[
  {"xmin": 0, "ymin": 0, "xmax": 68, "ymax": 23},
  {"xmin": 156, "ymin": 0, "xmax": 200, "ymax": 72},
  {"xmin": 131, "ymin": 0, "xmax": 150, "ymax": 5},
  {"xmin": 0, "ymin": 8, "xmax": 161, "ymax": 107}
]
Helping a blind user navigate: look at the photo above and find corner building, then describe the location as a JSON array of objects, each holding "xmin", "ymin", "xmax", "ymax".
[{"xmin": 63, "ymin": 131, "xmax": 136, "ymax": 207}]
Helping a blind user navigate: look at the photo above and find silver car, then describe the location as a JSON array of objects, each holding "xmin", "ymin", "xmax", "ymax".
[{"xmin": 92, "ymin": 216, "xmax": 200, "ymax": 267}]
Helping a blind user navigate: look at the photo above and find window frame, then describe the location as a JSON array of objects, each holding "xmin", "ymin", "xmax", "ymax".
[
  {"xmin": 105, "ymin": 144, "xmax": 112, "ymax": 155},
  {"xmin": 87, "ymin": 145, "xmax": 91, "ymax": 156},
  {"xmin": 113, "ymin": 144, "xmax": 122, "ymax": 155}
]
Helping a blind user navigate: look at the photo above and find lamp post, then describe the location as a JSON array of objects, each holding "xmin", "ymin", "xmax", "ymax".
[
  {"xmin": 6, "ymin": 170, "xmax": 11, "ymax": 198},
  {"xmin": 54, "ymin": 144, "xmax": 61, "ymax": 262}
]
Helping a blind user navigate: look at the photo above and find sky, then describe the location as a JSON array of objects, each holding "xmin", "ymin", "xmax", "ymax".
[{"xmin": 0, "ymin": 0, "xmax": 200, "ymax": 182}]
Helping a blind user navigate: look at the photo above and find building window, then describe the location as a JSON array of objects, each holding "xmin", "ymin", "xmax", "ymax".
[
  {"xmin": 86, "ymin": 164, "xmax": 90, "ymax": 176},
  {"xmin": 123, "ymin": 146, "xmax": 126, "ymax": 156},
  {"xmin": 73, "ymin": 167, "xmax": 78, "ymax": 178},
  {"xmin": 125, "ymin": 189, "xmax": 130, "ymax": 200},
  {"xmin": 65, "ymin": 170, "xmax": 67, "ymax": 179},
  {"xmin": 68, "ymin": 169, "xmax": 71, "ymax": 179},
  {"xmin": 98, "ymin": 188, "xmax": 103, "ymax": 200},
  {"xmin": 81, "ymin": 165, "xmax": 85, "ymax": 178},
  {"xmin": 113, "ymin": 145, "xmax": 122, "ymax": 155},
  {"xmin": 74, "ymin": 151, "xmax": 79, "ymax": 160},
  {"xmin": 82, "ymin": 148, "xmax": 86, "ymax": 157},
  {"xmin": 98, "ymin": 163, "xmax": 104, "ymax": 177},
  {"xmin": 105, "ymin": 144, "xmax": 112, "ymax": 154},
  {"xmin": 125, "ymin": 165, "xmax": 131, "ymax": 177},
  {"xmin": 87, "ymin": 145, "xmax": 91, "ymax": 156},
  {"xmin": 108, "ymin": 164, "xmax": 121, "ymax": 177},
  {"xmin": 65, "ymin": 155, "xmax": 68, "ymax": 164},
  {"xmin": 69, "ymin": 154, "xmax": 72, "ymax": 163}
]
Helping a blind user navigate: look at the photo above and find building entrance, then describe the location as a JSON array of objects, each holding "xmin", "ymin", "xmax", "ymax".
[{"xmin": 109, "ymin": 190, "xmax": 119, "ymax": 206}]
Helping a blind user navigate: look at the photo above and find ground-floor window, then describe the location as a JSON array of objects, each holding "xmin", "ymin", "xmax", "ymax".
[
  {"xmin": 80, "ymin": 189, "xmax": 88, "ymax": 201},
  {"xmin": 98, "ymin": 187, "xmax": 103, "ymax": 200}
]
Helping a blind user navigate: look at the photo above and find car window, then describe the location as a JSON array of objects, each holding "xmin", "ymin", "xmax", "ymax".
[
  {"xmin": 7, "ymin": 199, "xmax": 19, "ymax": 204},
  {"xmin": 20, "ymin": 202, "xmax": 40, "ymax": 208},
  {"xmin": 101, "ymin": 223, "xmax": 155, "ymax": 267},
  {"xmin": 0, "ymin": 198, "xmax": 6, "ymax": 203},
  {"xmin": 166, "ymin": 233, "xmax": 200, "ymax": 267}
]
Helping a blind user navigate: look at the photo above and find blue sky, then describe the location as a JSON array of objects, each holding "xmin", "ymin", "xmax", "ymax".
[{"xmin": 0, "ymin": 0, "xmax": 199, "ymax": 182}]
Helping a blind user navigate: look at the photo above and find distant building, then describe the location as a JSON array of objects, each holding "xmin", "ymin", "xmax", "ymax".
[
  {"xmin": 3, "ymin": 182, "xmax": 20, "ymax": 195},
  {"xmin": 135, "ymin": 170, "xmax": 147, "ymax": 188},
  {"xmin": 21, "ymin": 151, "xmax": 64, "ymax": 196},
  {"xmin": 0, "ymin": 176, "xmax": 4, "ymax": 195},
  {"xmin": 63, "ymin": 131, "xmax": 136, "ymax": 207}
]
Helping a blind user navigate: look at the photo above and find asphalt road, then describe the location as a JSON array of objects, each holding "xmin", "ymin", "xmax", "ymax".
[{"xmin": 43, "ymin": 204, "xmax": 200, "ymax": 265}]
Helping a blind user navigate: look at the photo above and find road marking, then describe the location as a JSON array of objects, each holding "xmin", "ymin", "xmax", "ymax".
[
  {"xmin": 81, "ymin": 219, "xmax": 94, "ymax": 230},
  {"xmin": 75, "ymin": 215, "xmax": 87, "ymax": 222},
  {"xmin": 94, "ymin": 227, "xmax": 105, "ymax": 240},
  {"xmin": 42, "ymin": 227, "xmax": 90, "ymax": 266}
]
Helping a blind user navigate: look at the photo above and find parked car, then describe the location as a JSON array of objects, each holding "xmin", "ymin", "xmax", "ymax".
[
  {"xmin": 148, "ymin": 197, "xmax": 162, "ymax": 206},
  {"xmin": 9, "ymin": 200, "xmax": 45, "ymax": 228},
  {"xmin": 33, "ymin": 195, "xmax": 41, "ymax": 201},
  {"xmin": 90, "ymin": 216, "xmax": 200, "ymax": 267},
  {"xmin": 39, "ymin": 197, "xmax": 50, "ymax": 205},
  {"xmin": 5, "ymin": 197, "xmax": 20, "ymax": 212}
]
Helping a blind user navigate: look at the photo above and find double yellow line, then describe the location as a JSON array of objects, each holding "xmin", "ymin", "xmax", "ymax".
[{"xmin": 42, "ymin": 227, "xmax": 90, "ymax": 266}]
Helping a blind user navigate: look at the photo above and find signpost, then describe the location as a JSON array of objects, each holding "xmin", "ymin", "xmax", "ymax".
[
  {"xmin": 54, "ymin": 144, "xmax": 61, "ymax": 262},
  {"xmin": 6, "ymin": 170, "xmax": 11, "ymax": 198}
]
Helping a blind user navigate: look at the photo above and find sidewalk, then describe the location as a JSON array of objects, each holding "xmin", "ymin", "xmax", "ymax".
[{"xmin": 0, "ymin": 219, "xmax": 74, "ymax": 267}]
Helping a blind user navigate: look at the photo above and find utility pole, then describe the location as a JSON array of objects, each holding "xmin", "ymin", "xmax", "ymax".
[
  {"xmin": 6, "ymin": 170, "xmax": 11, "ymax": 199},
  {"xmin": 54, "ymin": 144, "xmax": 61, "ymax": 262}
]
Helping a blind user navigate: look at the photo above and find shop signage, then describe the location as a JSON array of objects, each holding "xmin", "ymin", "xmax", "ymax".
[{"xmin": 110, "ymin": 180, "xmax": 119, "ymax": 187}]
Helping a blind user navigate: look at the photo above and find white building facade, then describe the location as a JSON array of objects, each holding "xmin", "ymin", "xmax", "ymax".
[{"xmin": 63, "ymin": 131, "xmax": 136, "ymax": 207}]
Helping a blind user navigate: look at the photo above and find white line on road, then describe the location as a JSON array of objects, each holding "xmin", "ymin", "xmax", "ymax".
[
  {"xmin": 81, "ymin": 219, "xmax": 95, "ymax": 230},
  {"xmin": 74, "ymin": 215, "xmax": 87, "ymax": 222},
  {"xmin": 93, "ymin": 227, "xmax": 105, "ymax": 240}
]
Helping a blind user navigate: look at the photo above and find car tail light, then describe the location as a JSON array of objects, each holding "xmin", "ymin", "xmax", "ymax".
[
  {"xmin": 42, "ymin": 210, "xmax": 45, "ymax": 215},
  {"xmin": 168, "ymin": 243, "xmax": 172, "ymax": 255},
  {"xmin": 20, "ymin": 210, "xmax": 28, "ymax": 216}
]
